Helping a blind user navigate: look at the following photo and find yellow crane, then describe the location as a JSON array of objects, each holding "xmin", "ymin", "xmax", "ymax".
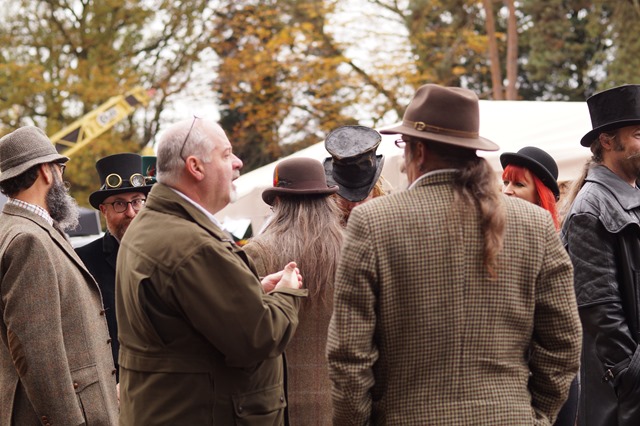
[{"xmin": 49, "ymin": 86, "xmax": 153, "ymax": 157}]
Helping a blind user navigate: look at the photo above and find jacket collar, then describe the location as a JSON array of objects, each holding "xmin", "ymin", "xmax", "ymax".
[
  {"xmin": 586, "ymin": 165, "xmax": 640, "ymax": 211},
  {"xmin": 145, "ymin": 183, "xmax": 234, "ymax": 243},
  {"xmin": 102, "ymin": 231, "xmax": 119, "ymax": 269},
  {"xmin": 410, "ymin": 169, "xmax": 459, "ymax": 190},
  {"xmin": 2, "ymin": 202, "xmax": 95, "ymax": 276}
]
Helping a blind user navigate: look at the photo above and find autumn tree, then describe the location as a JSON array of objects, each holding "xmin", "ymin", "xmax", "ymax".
[
  {"xmin": 210, "ymin": 0, "xmax": 381, "ymax": 171},
  {"xmin": 0, "ymin": 0, "xmax": 215, "ymax": 205}
]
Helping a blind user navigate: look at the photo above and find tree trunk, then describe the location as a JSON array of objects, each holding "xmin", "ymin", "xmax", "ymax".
[
  {"xmin": 505, "ymin": 0, "xmax": 518, "ymax": 100},
  {"xmin": 482, "ymin": 0, "xmax": 504, "ymax": 100}
]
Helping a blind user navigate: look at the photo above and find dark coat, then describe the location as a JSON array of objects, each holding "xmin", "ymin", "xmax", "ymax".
[
  {"xmin": 561, "ymin": 165, "xmax": 640, "ymax": 426},
  {"xmin": 116, "ymin": 183, "xmax": 307, "ymax": 425},
  {"xmin": 75, "ymin": 232, "xmax": 120, "ymax": 381}
]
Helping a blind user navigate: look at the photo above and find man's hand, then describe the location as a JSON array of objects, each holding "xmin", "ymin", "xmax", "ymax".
[{"xmin": 261, "ymin": 262, "xmax": 303, "ymax": 293}]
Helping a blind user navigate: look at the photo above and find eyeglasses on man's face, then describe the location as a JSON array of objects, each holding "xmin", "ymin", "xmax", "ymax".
[
  {"xmin": 179, "ymin": 115, "xmax": 201, "ymax": 161},
  {"xmin": 101, "ymin": 198, "xmax": 146, "ymax": 213},
  {"xmin": 51, "ymin": 162, "xmax": 66, "ymax": 176},
  {"xmin": 395, "ymin": 136, "xmax": 420, "ymax": 148},
  {"xmin": 394, "ymin": 139, "xmax": 406, "ymax": 149}
]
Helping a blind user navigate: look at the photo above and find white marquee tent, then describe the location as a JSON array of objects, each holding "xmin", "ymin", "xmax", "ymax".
[{"xmin": 215, "ymin": 100, "xmax": 594, "ymax": 236}]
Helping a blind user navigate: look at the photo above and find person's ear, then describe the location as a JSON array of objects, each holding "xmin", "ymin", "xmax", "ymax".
[
  {"xmin": 184, "ymin": 157, "xmax": 205, "ymax": 181},
  {"xmin": 599, "ymin": 133, "xmax": 614, "ymax": 151},
  {"xmin": 39, "ymin": 163, "xmax": 54, "ymax": 185}
]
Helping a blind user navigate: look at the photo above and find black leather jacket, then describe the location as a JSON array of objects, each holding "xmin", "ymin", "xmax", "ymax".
[{"xmin": 561, "ymin": 165, "xmax": 640, "ymax": 426}]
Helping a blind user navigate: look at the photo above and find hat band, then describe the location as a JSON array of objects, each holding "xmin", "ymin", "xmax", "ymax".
[{"xmin": 405, "ymin": 119, "xmax": 478, "ymax": 139}]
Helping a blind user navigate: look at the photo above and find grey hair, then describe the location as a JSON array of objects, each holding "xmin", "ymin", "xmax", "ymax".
[{"xmin": 156, "ymin": 119, "xmax": 215, "ymax": 185}]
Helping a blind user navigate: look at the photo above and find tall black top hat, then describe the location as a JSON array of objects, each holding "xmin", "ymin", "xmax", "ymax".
[
  {"xmin": 500, "ymin": 146, "xmax": 560, "ymax": 200},
  {"xmin": 581, "ymin": 84, "xmax": 640, "ymax": 147},
  {"xmin": 322, "ymin": 125, "xmax": 385, "ymax": 202},
  {"xmin": 89, "ymin": 153, "xmax": 152, "ymax": 209}
]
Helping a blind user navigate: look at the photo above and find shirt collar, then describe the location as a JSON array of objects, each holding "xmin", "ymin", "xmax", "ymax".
[
  {"xmin": 7, "ymin": 198, "xmax": 54, "ymax": 226},
  {"xmin": 168, "ymin": 187, "xmax": 223, "ymax": 229}
]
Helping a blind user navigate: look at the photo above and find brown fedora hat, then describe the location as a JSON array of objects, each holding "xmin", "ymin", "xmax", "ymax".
[
  {"xmin": 380, "ymin": 84, "xmax": 499, "ymax": 151},
  {"xmin": 262, "ymin": 157, "xmax": 338, "ymax": 206}
]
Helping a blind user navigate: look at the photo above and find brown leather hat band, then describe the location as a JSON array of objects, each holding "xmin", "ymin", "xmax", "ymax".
[{"xmin": 405, "ymin": 119, "xmax": 479, "ymax": 139}]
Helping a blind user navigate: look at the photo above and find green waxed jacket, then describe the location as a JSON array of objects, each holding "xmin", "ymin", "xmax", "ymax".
[{"xmin": 116, "ymin": 183, "xmax": 306, "ymax": 425}]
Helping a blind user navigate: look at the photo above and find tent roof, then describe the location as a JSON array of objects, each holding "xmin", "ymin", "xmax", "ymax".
[{"xmin": 216, "ymin": 100, "xmax": 594, "ymax": 233}]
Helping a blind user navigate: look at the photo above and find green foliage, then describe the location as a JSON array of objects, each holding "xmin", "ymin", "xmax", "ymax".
[{"xmin": 518, "ymin": 0, "xmax": 611, "ymax": 100}]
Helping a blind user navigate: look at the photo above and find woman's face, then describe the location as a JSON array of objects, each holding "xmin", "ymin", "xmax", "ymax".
[{"xmin": 502, "ymin": 168, "xmax": 539, "ymax": 205}]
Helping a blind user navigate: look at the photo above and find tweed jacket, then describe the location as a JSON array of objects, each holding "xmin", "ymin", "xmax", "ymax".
[
  {"xmin": 0, "ymin": 203, "xmax": 118, "ymax": 426},
  {"xmin": 116, "ymin": 183, "xmax": 307, "ymax": 425},
  {"xmin": 561, "ymin": 165, "xmax": 640, "ymax": 426},
  {"xmin": 76, "ymin": 231, "xmax": 120, "ymax": 381},
  {"xmin": 327, "ymin": 171, "xmax": 582, "ymax": 426},
  {"xmin": 244, "ymin": 245, "xmax": 334, "ymax": 426}
]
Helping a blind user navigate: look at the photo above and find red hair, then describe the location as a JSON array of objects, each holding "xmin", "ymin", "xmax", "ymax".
[{"xmin": 502, "ymin": 164, "xmax": 559, "ymax": 230}]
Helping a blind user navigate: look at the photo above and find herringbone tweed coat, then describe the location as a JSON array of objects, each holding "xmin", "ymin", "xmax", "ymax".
[
  {"xmin": 0, "ymin": 203, "xmax": 118, "ymax": 426},
  {"xmin": 327, "ymin": 171, "xmax": 582, "ymax": 426}
]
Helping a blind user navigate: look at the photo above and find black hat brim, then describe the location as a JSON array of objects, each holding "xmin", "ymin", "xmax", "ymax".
[
  {"xmin": 89, "ymin": 186, "xmax": 152, "ymax": 209},
  {"xmin": 500, "ymin": 152, "xmax": 559, "ymax": 198},
  {"xmin": 323, "ymin": 155, "xmax": 385, "ymax": 202},
  {"xmin": 580, "ymin": 119, "xmax": 640, "ymax": 147}
]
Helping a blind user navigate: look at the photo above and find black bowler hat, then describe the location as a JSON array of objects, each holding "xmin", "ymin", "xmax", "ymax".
[
  {"xmin": 581, "ymin": 84, "xmax": 640, "ymax": 147},
  {"xmin": 500, "ymin": 146, "xmax": 560, "ymax": 199},
  {"xmin": 322, "ymin": 125, "xmax": 385, "ymax": 202},
  {"xmin": 89, "ymin": 153, "xmax": 152, "ymax": 209}
]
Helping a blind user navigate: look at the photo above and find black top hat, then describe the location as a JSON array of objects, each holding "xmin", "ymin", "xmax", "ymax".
[
  {"xmin": 322, "ymin": 125, "xmax": 385, "ymax": 202},
  {"xmin": 262, "ymin": 157, "xmax": 338, "ymax": 206},
  {"xmin": 581, "ymin": 84, "xmax": 640, "ymax": 147},
  {"xmin": 89, "ymin": 153, "xmax": 152, "ymax": 209},
  {"xmin": 500, "ymin": 146, "xmax": 560, "ymax": 199}
]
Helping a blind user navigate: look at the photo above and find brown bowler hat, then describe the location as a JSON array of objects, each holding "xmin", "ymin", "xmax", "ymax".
[
  {"xmin": 380, "ymin": 84, "xmax": 498, "ymax": 151},
  {"xmin": 262, "ymin": 157, "xmax": 338, "ymax": 206}
]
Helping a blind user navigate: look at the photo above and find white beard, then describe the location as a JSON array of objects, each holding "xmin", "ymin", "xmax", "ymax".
[{"xmin": 229, "ymin": 184, "xmax": 238, "ymax": 203}]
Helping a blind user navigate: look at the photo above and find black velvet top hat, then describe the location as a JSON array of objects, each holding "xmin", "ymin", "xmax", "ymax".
[
  {"xmin": 89, "ymin": 153, "xmax": 152, "ymax": 209},
  {"xmin": 322, "ymin": 125, "xmax": 385, "ymax": 202},
  {"xmin": 581, "ymin": 84, "xmax": 640, "ymax": 147},
  {"xmin": 500, "ymin": 146, "xmax": 560, "ymax": 199},
  {"xmin": 262, "ymin": 157, "xmax": 338, "ymax": 206}
]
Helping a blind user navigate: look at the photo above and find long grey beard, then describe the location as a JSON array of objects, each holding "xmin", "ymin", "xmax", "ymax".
[{"xmin": 46, "ymin": 177, "xmax": 80, "ymax": 232}]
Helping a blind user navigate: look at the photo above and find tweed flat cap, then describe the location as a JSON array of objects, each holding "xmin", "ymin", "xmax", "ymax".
[{"xmin": 0, "ymin": 126, "xmax": 68, "ymax": 183}]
